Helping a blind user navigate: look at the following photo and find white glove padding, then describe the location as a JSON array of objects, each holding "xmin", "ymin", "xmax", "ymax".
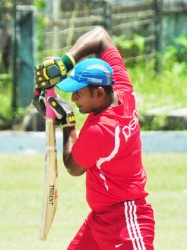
[{"xmin": 47, "ymin": 96, "xmax": 76, "ymax": 128}]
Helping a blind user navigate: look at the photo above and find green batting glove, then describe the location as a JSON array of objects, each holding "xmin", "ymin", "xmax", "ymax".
[{"xmin": 35, "ymin": 53, "xmax": 76, "ymax": 89}]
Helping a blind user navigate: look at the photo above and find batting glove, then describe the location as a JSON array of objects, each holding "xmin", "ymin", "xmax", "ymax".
[
  {"xmin": 32, "ymin": 89, "xmax": 76, "ymax": 128},
  {"xmin": 35, "ymin": 53, "xmax": 76, "ymax": 89},
  {"xmin": 48, "ymin": 96, "xmax": 76, "ymax": 128},
  {"xmin": 32, "ymin": 88, "xmax": 46, "ymax": 117}
]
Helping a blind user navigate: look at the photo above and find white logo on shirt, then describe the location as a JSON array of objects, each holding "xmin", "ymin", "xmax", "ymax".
[
  {"xmin": 115, "ymin": 243, "xmax": 124, "ymax": 248},
  {"xmin": 95, "ymin": 110, "xmax": 139, "ymax": 191},
  {"xmin": 122, "ymin": 109, "xmax": 138, "ymax": 142}
]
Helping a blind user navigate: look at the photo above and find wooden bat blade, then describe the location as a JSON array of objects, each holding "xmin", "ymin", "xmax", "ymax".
[{"xmin": 40, "ymin": 118, "xmax": 58, "ymax": 240}]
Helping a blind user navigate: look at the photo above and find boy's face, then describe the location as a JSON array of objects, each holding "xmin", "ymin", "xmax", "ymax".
[{"xmin": 71, "ymin": 86, "xmax": 101, "ymax": 114}]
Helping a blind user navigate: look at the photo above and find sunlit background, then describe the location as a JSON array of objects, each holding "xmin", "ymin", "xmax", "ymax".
[{"xmin": 0, "ymin": 1, "xmax": 187, "ymax": 249}]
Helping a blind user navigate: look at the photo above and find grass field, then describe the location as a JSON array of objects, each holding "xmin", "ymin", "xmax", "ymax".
[{"xmin": 0, "ymin": 153, "xmax": 187, "ymax": 250}]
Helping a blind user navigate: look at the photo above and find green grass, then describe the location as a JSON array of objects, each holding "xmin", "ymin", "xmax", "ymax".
[{"xmin": 0, "ymin": 153, "xmax": 187, "ymax": 250}]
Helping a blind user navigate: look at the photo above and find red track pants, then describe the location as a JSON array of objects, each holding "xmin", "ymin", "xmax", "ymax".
[{"xmin": 67, "ymin": 198, "xmax": 155, "ymax": 250}]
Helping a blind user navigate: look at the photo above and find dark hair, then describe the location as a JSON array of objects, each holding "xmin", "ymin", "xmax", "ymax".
[{"xmin": 88, "ymin": 84, "xmax": 113, "ymax": 96}]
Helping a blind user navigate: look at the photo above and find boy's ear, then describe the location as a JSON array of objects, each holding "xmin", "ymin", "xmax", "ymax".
[{"xmin": 97, "ymin": 86, "xmax": 105, "ymax": 98}]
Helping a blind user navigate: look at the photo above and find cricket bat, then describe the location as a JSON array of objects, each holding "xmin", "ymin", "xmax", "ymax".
[{"xmin": 40, "ymin": 87, "xmax": 58, "ymax": 240}]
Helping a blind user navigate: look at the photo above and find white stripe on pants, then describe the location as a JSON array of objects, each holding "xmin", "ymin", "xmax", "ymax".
[{"xmin": 124, "ymin": 200, "xmax": 146, "ymax": 250}]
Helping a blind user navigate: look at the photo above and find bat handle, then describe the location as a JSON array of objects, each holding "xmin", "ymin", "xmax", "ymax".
[
  {"xmin": 46, "ymin": 88, "xmax": 56, "ymax": 119},
  {"xmin": 44, "ymin": 56, "xmax": 56, "ymax": 119}
]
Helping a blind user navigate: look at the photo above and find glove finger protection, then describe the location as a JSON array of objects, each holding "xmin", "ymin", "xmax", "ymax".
[
  {"xmin": 35, "ymin": 58, "xmax": 66, "ymax": 88},
  {"xmin": 35, "ymin": 53, "xmax": 76, "ymax": 89},
  {"xmin": 47, "ymin": 96, "xmax": 76, "ymax": 128}
]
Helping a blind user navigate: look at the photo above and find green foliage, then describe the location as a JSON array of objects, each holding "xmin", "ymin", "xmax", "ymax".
[
  {"xmin": 1, "ymin": 30, "xmax": 187, "ymax": 130},
  {"xmin": 33, "ymin": 0, "xmax": 47, "ymax": 55},
  {"xmin": 127, "ymin": 40, "xmax": 187, "ymax": 130},
  {"xmin": 112, "ymin": 34, "xmax": 145, "ymax": 60},
  {"xmin": 33, "ymin": 0, "xmax": 46, "ymax": 9},
  {"xmin": 163, "ymin": 34, "xmax": 187, "ymax": 67},
  {"xmin": 174, "ymin": 34, "xmax": 187, "ymax": 62},
  {"xmin": 113, "ymin": 34, "xmax": 145, "ymax": 52}
]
